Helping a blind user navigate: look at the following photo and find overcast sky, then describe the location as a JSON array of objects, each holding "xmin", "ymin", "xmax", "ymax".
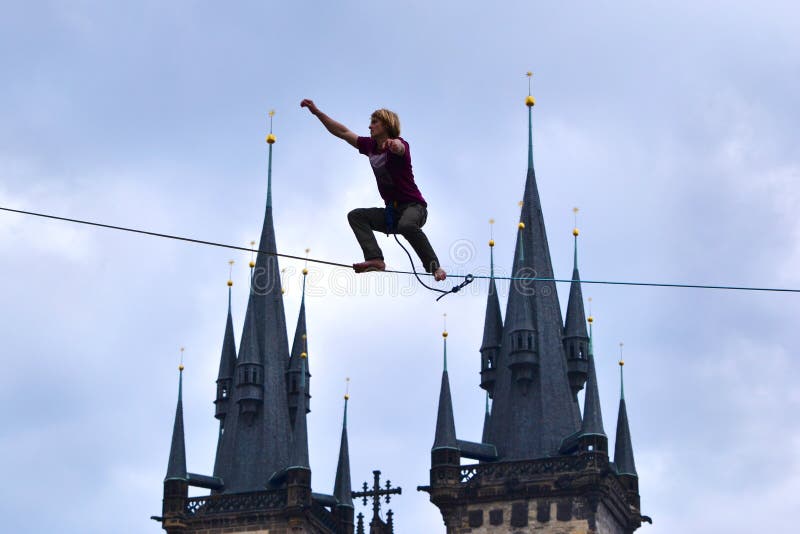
[{"xmin": 1, "ymin": 1, "xmax": 798, "ymax": 533}]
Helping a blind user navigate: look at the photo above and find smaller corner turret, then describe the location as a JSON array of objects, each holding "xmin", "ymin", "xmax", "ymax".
[
  {"xmin": 614, "ymin": 353, "xmax": 640, "ymax": 512},
  {"xmin": 479, "ymin": 224, "xmax": 502, "ymax": 398},
  {"xmin": 563, "ymin": 218, "xmax": 590, "ymax": 400},
  {"xmin": 427, "ymin": 329, "xmax": 462, "ymax": 529},
  {"xmin": 285, "ymin": 349, "xmax": 312, "ymax": 523},
  {"xmin": 576, "ymin": 320, "xmax": 607, "ymax": 455},
  {"xmin": 215, "ymin": 270, "xmax": 238, "ymax": 422},
  {"xmin": 235, "ymin": 294, "xmax": 265, "ymax": 424},
  {"xmin": 333, "ymin": 387, "xmax": 355, "ymax": 533},
  {"xmin": 287, "ymin": 262, "xmax": 312, "ymax": 427},
  {"xmin": 507, "ymin": 296, "xmax": 539, "ymax": 395},
  {"xmin": 162, "ymin": 357, "xmax": 188, "ymax": 534}
]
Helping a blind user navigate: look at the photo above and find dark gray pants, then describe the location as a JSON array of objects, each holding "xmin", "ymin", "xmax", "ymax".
[{"xmin": 347, "ymin": 204, "xmax": 441, "ymax": 273}]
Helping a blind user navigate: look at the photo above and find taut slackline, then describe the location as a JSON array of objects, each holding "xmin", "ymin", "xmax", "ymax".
[{"xmin": 2, "ymin": 206, "xmax": 799, "ymax": 296}]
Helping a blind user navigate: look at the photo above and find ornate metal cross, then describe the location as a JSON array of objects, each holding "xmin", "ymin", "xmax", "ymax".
[{"xmin": 352, "ymin": 470, "xmax": 402, "ymax": 522}]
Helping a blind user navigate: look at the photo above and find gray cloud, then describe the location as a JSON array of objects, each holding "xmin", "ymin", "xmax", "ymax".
[{"xmin": 1, "ymin": 1, "xmax": 799, "ymax": 533}]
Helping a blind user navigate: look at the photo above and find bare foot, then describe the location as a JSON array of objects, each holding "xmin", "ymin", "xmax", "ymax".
[
  {"xmin": 353, "ymin": 259, "xmax": 386, "ymax": 273},
  {"xmin": 434, "ymin": 268, "xmax": 447, "ymax": 281}
]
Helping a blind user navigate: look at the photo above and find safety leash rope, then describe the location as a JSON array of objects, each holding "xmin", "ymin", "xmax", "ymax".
[{"xmin": 392, "ymin": 233, "xmax": 475, "ymax": 302}]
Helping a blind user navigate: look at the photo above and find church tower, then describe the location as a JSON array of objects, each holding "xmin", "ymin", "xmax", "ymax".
[
  {"xmin": 420, "ymin": 80, "xmax": 648, "ymax": 533},
  {"xmin": 154, "ymin": 117, "xmax": 357, "ymax": 534}
]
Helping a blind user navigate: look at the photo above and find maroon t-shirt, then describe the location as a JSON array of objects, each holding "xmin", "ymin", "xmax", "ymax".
[{"xmin": 356, "ymin": 136, "xmax": 427, "ymax": 206}]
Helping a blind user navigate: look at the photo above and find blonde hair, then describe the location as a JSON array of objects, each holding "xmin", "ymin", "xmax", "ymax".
[{"xmin": 371, "ymin": 109, "xmax": 401, "ymax": 138}]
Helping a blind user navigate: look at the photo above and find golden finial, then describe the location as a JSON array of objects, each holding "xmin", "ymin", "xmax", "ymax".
[
  {"xmin": 619, "ymin": 342, "xmax": 624, "ymax": 366},
  {"xmin": 587, "ymin": 296, "xmax": 594, "ymax": 323},
  {"xmin": 249, "ymin": 240, "xmax": 256, "ymax": 268},
  {"xmin": 344, "ymin": 377, "xmax": 350, "ymax": 401},
  {"xmin": 489, "ymin": 218, "xmax": 495, "ymax": 247},
  {"xmin": 518, "ymin": 200, "xmax": 524, "ymax": 207},
  {"xmin": 442, "ymin": 313, "xmax": 448, "ymax": 338},
  {"xmin": 302, "ymin": 247, "xmax": 310, "ymax": 276},
  {"xmin": 280, "ymin": 267, "xmax": 287, "ymax": 294},
  {"xmin": 179, "ymin": 347, "xmax": 185, "ymax": 371},
  {"xmin": 526, "ymin": 71, "xmax": 536, "ymax": 107},
  {"xmin": 266, "ymin": 109, "xmax": 276, "ymax": 144},
  {"xmin": 227, "ymin": 259, "xmax": 235, "ymax": 287},
  {"xmin": 572, "ymin": 206, "xmax": 580, "ymax": 237},
  {"xmin": 300, "ymin": 352, "xmax": 307, "ymax": 359},
  {"xmin": 518, "ymin": 222, "xmax": 525, "ymax": 230}
]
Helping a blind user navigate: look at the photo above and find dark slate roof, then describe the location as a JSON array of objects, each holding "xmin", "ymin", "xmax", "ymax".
[
  {"xmin": 238, "ymin": 293, "xmax": 262, "ymax": 366},
  {"xmin": 614, "ymin": 368, "xmax": 637, "ymax": 476},
  {"xmin": 287, "ymin": 284, "xmax": 311, "ymax": 427},
  {"xmin": 481, "ymin": 393, "xmax": 492, "ymax": 445},
  {"xmin": 289, "ymin": 294, "xmax": 307, "ymax": 368},
  {"xmin": 505, "ymin": 267, "xmax": 536, "ymax": 334},
  {"xmin": 564, "ymin": 238, "xmax": 588, "ymax": 340},
  {"xmin": 457, "ymin": 439, "xmax": 498, "ymax": 462},
  {"xmin": 212, "ymin": 161, "xmax": 292, "ymax": 493},
  {"xmin": 288, "ymin": 358, "xmax": 310, "ymax": 470},
  {"xmin": 217, "ymin": 287, "xmax": 238, "ymax": 381},
  {"xmin": 252, "ymin": 201, "xmax": 293, "ymax": 474},
  {"xmin": 482, "ymin": 106, "xmax": 581, "ymax": 460},
  {"xmin": 213, "ymin": 288, "xmax": 238, "ymax": 480},
  {"xmin": 333, "ymin": 398, "xmax": 353, "ymax": 508},
  {"xmin": 433, "ymin": 339, "xmax": 458, "ymax": 451},
  {"xmin": 580, "ymin": 335, "xmax": 605, "ymax": 437},
  {"xmin": 433, "ymin": 369, "xmax": 458, "ymax": 450},
  {"xmin": 480, "ymin": 275, "xmax": 503, "ymax": 351},
  {"xmin": 165, "ymin": 370, "xmax": 187, "ymax": 481},
  {"xmin": 215, "ymin": 293, "xmax": 264, "ymax": 492}
]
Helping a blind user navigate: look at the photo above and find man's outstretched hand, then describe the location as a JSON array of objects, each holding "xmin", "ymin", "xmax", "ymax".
[
  {"xmin": 300, "ymin": 99, "xmax": 319, "ymax": 115},
  {"xmin": 383, "ymin": 138, "xmax": 405, "ymax": 155}
]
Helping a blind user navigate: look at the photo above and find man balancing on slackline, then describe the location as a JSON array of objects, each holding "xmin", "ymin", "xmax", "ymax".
[{"xmin": 300, "ymin": 99, "xmax": 447, "ymax": 281}]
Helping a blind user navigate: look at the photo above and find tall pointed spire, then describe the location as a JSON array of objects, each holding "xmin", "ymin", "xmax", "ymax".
[
  {"xmin": 165, "ymin": 354, "xmax": 187, "ymax": 482},
  {"xmin": 484, "ymin": 75, "xmax": 580, "ymax": 460},
  {"xmin": 266, "ymin": 110, "xmax": 276, "ymax": 207},
  {"xmin": 614, "ymin": 350, "xmax": 637, "ymax": 476},
  {"xmin": 288, "ymin": 354, "xmax": 310, "ymax": 469},
  {"xmin": 249, "ymin": 131, "xmax": 295, "ymax": 470},
  {"xmin": 333, "ymin": 382, "xmax": 354, "ymax": 508},
  {"xmin": 214, "ymin": 264, "xmax": 239, "ymax": 479},
  {"xmin": 288, "ymin": 253, "xmax": 312, "ymax": 470},
  {"xmin": 564, "ymin": 211, "xmax": 589, "ymax": 342},
  {"xmin": 288, "ymin": 253, "xmax": 312, "ymax": 427},
  {"xmin": 580, "ymin": 320, "xmax": 605, "ymax": 437},
  {"xmin": 564, "ymin": 215, "xmax": 591, "ymax": 403},
  {"xmin": 218, "ymin": 274, "xmax": 238, "ymax": 385},
  {"xmin": 480, "ymin": 220, "xmax": 502, "ymax": 400},
  {"xmin": 215, "ymin": 116, "xmax": 293, "ymax": 491},
  {"xmin": 526, "ymin": 72, "xmax": 535, "ymax": 171},
  {"xmin": 433, "ymin": 329, "xmax": 458, "ymax": 451}
]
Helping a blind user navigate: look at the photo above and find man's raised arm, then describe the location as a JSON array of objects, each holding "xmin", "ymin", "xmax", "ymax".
[{"xmin": 300, "ymin": 99, "xmax": 358, "ymax": 148}]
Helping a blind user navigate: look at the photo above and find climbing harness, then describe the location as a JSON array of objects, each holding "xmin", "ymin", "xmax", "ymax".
[{"xmin": 385, "ymin": 202, "xmax": 475, "ymax": 302}]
